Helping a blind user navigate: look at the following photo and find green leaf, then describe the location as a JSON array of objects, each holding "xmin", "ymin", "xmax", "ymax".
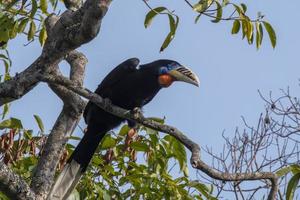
[
  {"xmin": 263, "ymin": 21, "xmax": 276, "ymax": 48},
  {"xmin": 189, "ymin": 181, "xmax": 211, "ymax": 199},
  {"xmin": 130, "ymin": 141, "xmax": 149, "ymax": 152},
  {"xmin": 222, "ymin": 0, "xmax": 229, "ymax": 6},
  {"xmin": 232, "ymin": 4, "xmax": 243, "ymax": 15},
  {"xmin": 255, "ymin": 21, "xmax": 263, "ymax": 49},
  {"xmin": 100, "ymin": 135, "xmax": 116, "ymax": 149},
  {"xmin": 69, "ymin": 136, "xmax": 81, "ymax": 140},
  {"xmin": 160, "ymin": 14, "xmax": 179, "ymax": 52},
  {"xmin": 0, "ymin": 192, "xmax": 9, "ymax": 200},
  {"xmin": 4, "ymin": 73, "xmax": 11, "ymax": 81},
  {"xmin": 193, "ymin": 3, "xmax": 205, "ymax": 13},
  {"xmin": 276, "ymin": 166, "xmax": 291, "ymax": 177},
  {"xmin": 0, "ymin": 16, "xmax": 13, "ymax": 43},
  {"xmin": 2, "ymin": 103, "xmax": 9, "ymax": 119},
  {"xmin": 290, "ymin": 164, "xmax": 300, "ymax": 175},
  {"xmin": 163, "ymin": 135, "xmax": 187, "ymax": 171},
  {"xmin": 18, "ymin": 18, "xmax": 29, "ymax": 33},
  {"xmin": 193, "ymin": 0, "xmax": 213, "ymax": 13},
  {"xmin": 156, "ymin": 157, "xmax": 167, "ymax": 172},
  {"xmin": 119, "ymin": 177, "xmax": 128, "ymax": 186},
  {"xmin": 241, "ymin": 19, "xmax": 247, "ymax": 39},
  {"xmin": 168, "ymin": 14, "xmax": 179, "ymax": 34},
  {"xmin": 183, "ymin": 165, "xmax": 189, "ymax": 177},
  {"xmin": 172, "ymin": 138, "xmax": 187, "ymax": 171},
  {"xmin": 39, "ymin": 26, "xmax": 47, "ymax": 46},
  {"xmin": 9, "ymin": 21, "xmax": 18, "ymax": 39},
  {"xmin": 0, "ymin": 31, "xmax": 9, "ymax": 43},
  {"xmin": 231, "ymin": 20, "xmax": 240, "ymax": 34},
  {"xmin": 144, "ymin": 7, "xmax": 166, "ymax": 28},
  {"xmin": 119, "ymin": 124, "xmax": 130, "ymax": 136},
  {"xmin": 40, "ymin": 0, "xmax": 48, "ymax": 14},
  {"xmin": 194, "ymin": 14, "xmax": 202, "ymax": 24},
  {"xmin": 0, "ymin": 117, "xmax": 23, "ymax": 129},
  {"xmin": 4, "ymin": 60, "xmax": 9, "ymax": 74},
  {"xmin": 30, "ymin": 0, "xmax": 38, "ymax": 18},
  {"xmin": 24, "ymin": 130, "xmax": 33, "ymax": 139},
  {"xmin": 286, "ymin": 173, "xmax": 300, "ymax": 200},
  {"xmin": 33, "ymin": 114, "xmax": 44, "ymax": 132},
  {"xmin": 160, "ymin": 32, "xmax": 173, "ymax": 52},
  {"xmin": 240, "ymin": 3, "xmax": 247, "ymax": 13},
  {"xmin": 28, "ymin": 21, "xmax": 36, "ymax": 41},
  {"xmin": 66, "ymin": 143, "xmax": 75, "ymax": 150},
  {"xmin": 211, "ymin": 1, "xmax": 222, "ymax": 23},
  {"xmin": 0, "ymin": 54, "xmax": 8, "ymax": 60},
  {"xmin": 148, "ymin": 129, "xmax": 159, "ymax": 147},
  {"xmin": 246, "ymin": 21, "xmax": 253, "ymax": 44}
]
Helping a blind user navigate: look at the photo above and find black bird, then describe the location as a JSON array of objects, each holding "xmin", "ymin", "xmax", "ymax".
[{"xmin": 48, "ymin": 58, "xmax": 199, "ymax": 200}]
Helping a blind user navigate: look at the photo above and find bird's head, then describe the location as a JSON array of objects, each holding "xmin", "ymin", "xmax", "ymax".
[{"xmin": 157, "ymin": 60, "xmax": 200, "ymax": 88}]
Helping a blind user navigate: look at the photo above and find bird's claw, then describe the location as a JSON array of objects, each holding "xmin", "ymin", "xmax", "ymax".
[
  {"xmin": 131, "ymin": 107, "xmax": 143, "ymax": 119},
  {"xmin": 103, "ymin": 98, "xmax": 112, "ymax": 105}
]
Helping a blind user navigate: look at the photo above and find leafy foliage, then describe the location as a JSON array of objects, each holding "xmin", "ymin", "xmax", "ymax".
[
  {"xmin": 0, "ymin": 115, "xmax": 216, "ymax": 199},
  {"xmin": 76, "ymin": 121, "xmax": 216, "ymax": 199},
  {"xmin": 0, "ymin": 0, "xmax": 58, "ymax": 47},
  {"xmin": 0, "ymin": 49, "xmax": 11, "ymax": 119},
  {"xmin": 144, "ymin": 0, "xmax": 276, "ymax": 51},
  {"xmin": 0, "ymin": 0, "xmax": 276, "ymax": 52},
  {"xmin": 276, "ymin": 164, "xmax": 300, "ymax": 200}
]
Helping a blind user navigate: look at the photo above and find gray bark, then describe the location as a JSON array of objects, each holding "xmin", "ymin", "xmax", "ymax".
[{"xmin": 0, "ymin": 161, "xmax": 36, "ymax": 200}]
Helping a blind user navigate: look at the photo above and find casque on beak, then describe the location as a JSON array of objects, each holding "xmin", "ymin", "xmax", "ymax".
[{"xmin": 167, "ymin": 66, "xmax": 200, "ymax": 87}]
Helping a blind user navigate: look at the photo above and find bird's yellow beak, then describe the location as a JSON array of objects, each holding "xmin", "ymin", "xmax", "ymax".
[{"xmin": 168, "ymin": 66, "xmax": 200, "ymax": 87}]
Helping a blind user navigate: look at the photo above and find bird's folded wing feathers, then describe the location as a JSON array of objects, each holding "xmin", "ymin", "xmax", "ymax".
[
  {"xmin": 84, "ymin": 58, "xmax": 140, "ymax": 121},
  {"xmin": 95, "ymin": 58, "xmax": 140, "ymax": 94}
]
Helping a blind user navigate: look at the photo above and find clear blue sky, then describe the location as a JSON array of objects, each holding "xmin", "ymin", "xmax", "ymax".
[{"xmin": 5, "ymin": 0, "xmax": 300, "ymax": 191}]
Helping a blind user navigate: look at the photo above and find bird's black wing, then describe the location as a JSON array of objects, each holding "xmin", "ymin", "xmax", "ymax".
[
  {"xmin": 95, "ymin": 58, "xmax": 140, "ymax": 96},
  {"xmin": 83, "ymin": 58, "xmax": 140, "ymax": 123}
]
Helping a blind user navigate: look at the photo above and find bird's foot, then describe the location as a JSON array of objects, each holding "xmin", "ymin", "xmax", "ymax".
[
  {"xmin": 131, "ymin": 107, "xmax": 143, "ymax": 119},
  {"xmin": 103, "ymin": 98, "xmax": 112, "ymax": 105}
]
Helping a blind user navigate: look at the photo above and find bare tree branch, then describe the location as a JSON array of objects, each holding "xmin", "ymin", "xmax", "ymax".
[{"xmin": 0, "ymin": 59, "xmax": 43, "ymax": 106}]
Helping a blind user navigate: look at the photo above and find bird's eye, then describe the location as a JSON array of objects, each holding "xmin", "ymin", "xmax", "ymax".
[{"xmin": 159, "ymin": 67, "xmax": 168, "ymax": 74}]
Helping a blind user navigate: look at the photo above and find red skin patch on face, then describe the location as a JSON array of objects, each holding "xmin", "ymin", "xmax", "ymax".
[{"xmin": 158, "ymin": 74, "xmax": 174, "ymax": 87}]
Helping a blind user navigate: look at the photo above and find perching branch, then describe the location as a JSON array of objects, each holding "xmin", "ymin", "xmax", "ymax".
[{"xmin": 40, "ymin": 73, "xmax": 279, "ymax": 200}]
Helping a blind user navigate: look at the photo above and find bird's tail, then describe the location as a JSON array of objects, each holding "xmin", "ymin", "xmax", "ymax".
[{"xmin": 47, "ymin": 126, "xmax": 105, "ymax": 200}]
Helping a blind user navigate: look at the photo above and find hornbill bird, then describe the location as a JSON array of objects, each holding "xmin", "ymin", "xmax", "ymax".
[{"xmin": 48, "ymin": 58, "xmax": 199, "ymax": 200}]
